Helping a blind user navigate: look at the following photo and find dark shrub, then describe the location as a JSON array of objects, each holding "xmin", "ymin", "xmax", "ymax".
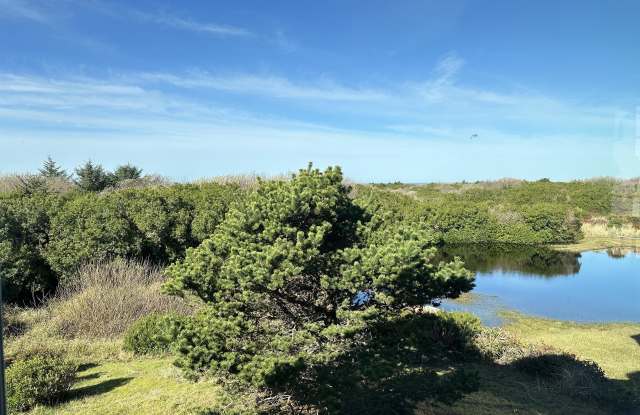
[
  {"xmin": 513, "ymin": 349, "xmax": 598, "ymax": 379},
  {"xmin": 6, "ymin": 352, "xmax": 76, "ymax": 412},
  {"xmin": 428, "ymin": 311, "xmax": 482, "ymax": 353},
  {"xmin": 0, "ymin": 193, "xmax": 59, "ymax": 303},
  {"xmin": 74, "ymin": 160, "xmax": 113, "ymax": 192},
  {"xmin": 513, "ymin": 349, "xmax": 636, "ymax": 409},
  {"xmin": 123, "ymin": 313, "xmax": 188, "ymax": 355}
]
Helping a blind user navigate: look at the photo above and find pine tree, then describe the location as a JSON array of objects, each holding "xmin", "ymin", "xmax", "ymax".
[
  {"xmin": 164, "ymin": 164, "xmax": 477, "ymax": 404},
  {"xmin": 38, "ymin": 156, "xmax": 68, "ymax": 179},
  {"xmin": 74, "ymin": 161, "xmax": 113, "ymax": 192},
  {"xmin": 113, "ymin": 164, "xmax": 143, "ymax": 183}
]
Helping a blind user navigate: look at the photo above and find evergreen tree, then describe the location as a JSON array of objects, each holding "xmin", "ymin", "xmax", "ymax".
[
  {"xmin": 164, "ymin": 165, "xmax": 477, "ymax": 411},
  {"xmin": 74, "ymin": 161, "xmax": 113, "ymax": 192},
  {"xmin": 113, "ymin": 164, "xmax": 143, "ymax": 183},
  {"xmin": 38, "ymin": 157, "xmax": 68, "ymax": 179}
]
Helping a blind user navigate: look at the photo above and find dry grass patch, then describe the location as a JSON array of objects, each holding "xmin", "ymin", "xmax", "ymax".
[
  {"xmin": 582, "ymin": 221, "xmax": 640, "ymax": 239},
  {"xmin": 49, "ymin": 259, "xmax": 192, "ymax": 339}
]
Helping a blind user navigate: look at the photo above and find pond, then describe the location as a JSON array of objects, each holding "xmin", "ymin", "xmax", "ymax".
[{"xmin": 438, "ymin": 244, "xmax": 640, "ymax": 325}]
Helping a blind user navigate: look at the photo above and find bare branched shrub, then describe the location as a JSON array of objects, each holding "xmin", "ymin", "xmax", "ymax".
[
  {"xmin": 488, "ymin": 205, "xmax": 524, "ymax": 225},
  {"xmin": 196, "ymin": 173, "xmax": 294, "ymax": 190},
  {"xmin": 110, "ymin": 175, "xmax": 173, "ymax": 190},
  {"xmin": 473, "ymin": 327, "xmax": 533, "ymax": 364},
  {"xmin": 0, "ymin": 174, "xmax": 75, "ymax": 194},
  {"xmin": 50, "ymin": 259, "xmax": 192, "ymax": 338}
]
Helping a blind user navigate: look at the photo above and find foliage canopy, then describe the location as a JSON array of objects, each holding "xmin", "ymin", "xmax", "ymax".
[{"xmin": 164, "ymin": 165, "xmax": 476, "ymax": 407}]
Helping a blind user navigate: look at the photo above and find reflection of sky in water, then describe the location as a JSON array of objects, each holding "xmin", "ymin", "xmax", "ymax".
[{"xmin": 441, "ymin": 250, "xmax": 640, "ymax": 324}]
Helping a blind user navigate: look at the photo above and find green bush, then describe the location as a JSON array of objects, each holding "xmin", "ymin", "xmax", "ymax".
[
  {"xmin": 116, "ymin": 188, "xmax": 194, "ymax": 263},
  {"xmin": 473, "ymin": 327, "xmax": 530, "ymax": 364},
  {"xmin": 45, "ymin": 192, "xmax": 144, "ymax": 277},
  {"xmin": 6, "ymin": 352, "xmax": 76, "ymax": 412},
  {"xmin": 514, "ymin": 349, "xmax": 604, "ymax": 380},
  {"xmin": 428, "ymin": 311, "xmax": 481, "ymax": 353},
  {"xmin": 0, "ymin": 193, "xmax": 59, "ymax": 303},
  {"xmin": 512, "ymin": 350, "xmax": 637, "ymax": 407},
  {"xmin": 165, "ymin": 164, "xmax": 476, "ymax": 412},
  {"xmin": 45, "ymin": 183, "xmax": 240, "ymax": 279},
  {"xmin": 123, "ymin": 313, "xmax": 188, "ymax": 355}
]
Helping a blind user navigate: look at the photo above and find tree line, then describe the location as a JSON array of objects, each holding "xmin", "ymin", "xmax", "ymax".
[{"xmin": 1, "ymin": 159, "xmax": 586, "ymax": 304}]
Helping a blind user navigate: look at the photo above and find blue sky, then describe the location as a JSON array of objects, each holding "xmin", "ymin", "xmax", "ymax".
[{"xmin": 0, "ymin": 0, "xmax": 639, "ymax": 182}]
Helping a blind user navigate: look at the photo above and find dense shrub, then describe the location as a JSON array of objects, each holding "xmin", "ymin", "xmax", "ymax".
[
  {"xmin": 0, "ymin": 193, "xmax": 60, "ymax": 303},
  {"xmin": 357, "ymin": 187, "xmax": 584, "ymax": 244},
  {"xmin": 45, "ymin": 183, "xmax": 241, "ymax": 279},
  {"xmin": 123, "ymin": 313, "xmax": 187, "ymax": 355},
  {"xmin": 6, "ymin": 352, "xmax": 76, "ymax": 412},
  {"xmin": 50, "ymin": 259, "xmax": 190, "ymax": 338},
  {"xmin": 473, "ymin": 327, "xmax": 530, "ymax": 364},
  {"xmin": 116, "ymin": 188, "xmax": 194, "ymax": 263},
  {"xmin": 45, "ymin": 193, "xmax": 145, "ymax": 278},
  {"xmin": 0, "ymin": 164, "xmax": 606, "ymax": 306},
  {"xmin": 165, "ymin": 165, "xmax": 476, "ymax": 412},
  {"xmin": 428, "ymin": 311, "xmax": 481, "ymax": 353},
  {"xmin": 184, "ymin": 183, "xmax": 244, "ymax": 243},
  {"xmin": 522, "ymin": 203, "xmax": 582, "ymax": 243}
]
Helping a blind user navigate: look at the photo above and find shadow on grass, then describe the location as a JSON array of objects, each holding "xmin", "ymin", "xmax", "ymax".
[
  {"xmin": 69, "ymin": 377, "xmax": 133, "ymax": 400},
  {"xmin": 265, "ymin": 316, "xmax": 640, "ymax": 415},
  {"xmin": 75, "ymin": 372, "xmax": 103, "ymax": 382},
  {"xmin": 505, "ymin": 353, "xmax": 640, "ymax": 414},
  {"xmin": 269, "ymin": 313, "xmax": 481, "ymax": 415},
  {"xmin": 77, "ymin": 362, "xmax": 99, "ymax": 371}
]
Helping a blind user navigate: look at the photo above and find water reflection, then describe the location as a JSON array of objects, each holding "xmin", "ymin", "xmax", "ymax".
[
  {"xmin": 606, "ymin": 246, "xmax": 640, "ymax": 259},
  {"xmin": 437, "ymin": 244, "xmax": 581, "ymax": 277},
  {"xmin": 440, "ymin": 245, "xmax": 640, "ymax": 323}
]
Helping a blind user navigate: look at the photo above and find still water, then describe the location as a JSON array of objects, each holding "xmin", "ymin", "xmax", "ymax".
[{"xmin": 439, "ymin": 244, "xmax": 640, "ymax": 324}]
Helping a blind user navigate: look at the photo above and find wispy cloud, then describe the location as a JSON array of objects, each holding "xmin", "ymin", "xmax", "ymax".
[
  {"xmin": 0, "ymin": 0, "xmax": 52, "ymax": 23},
  {"xmin": 413, "ymin": 52, "xmax": 465, "ymax": 102},
  {"xmin": 0, "ymin": 66, "xmax": 637, "ymax": 181},
  {"xmin": 132, "ymin": 72, "xmax": 388, "ymax": 101},
  {"xmin": 134, "ymin": 12, "xmax": 252, "ymax": 37},
  {"xmin": 434, "ymin": 52, "xmax": 465, "ymax": 83},
  {"xmin": 0, "ymin": 46, "xmax": 634, "ymax": 149}
]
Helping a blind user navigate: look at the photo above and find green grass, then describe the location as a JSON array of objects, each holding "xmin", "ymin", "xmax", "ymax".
[
  {"xmin": 504, "ymin": 312, "xmax": 640, "ymax": 391},
  {"xmin": 11, "ymin": 308, "xmax": 638, "ymax": 414},
  {"xmin": 26, "ymin": 358, "xmax": 223, "ymax": 415},
  {"xmin": 20, "ymin": 353, "xmax": 615, "ymax": 415}
]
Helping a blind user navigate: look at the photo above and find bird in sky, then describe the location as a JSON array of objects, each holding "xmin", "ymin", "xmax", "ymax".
[{"xmin": 469, "ymin": 134, "xmax": 478, "ymax": 140}]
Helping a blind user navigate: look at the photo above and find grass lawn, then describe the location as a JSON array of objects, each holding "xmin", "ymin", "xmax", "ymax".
[
  {"xmin": 16, "ymin": 312, "xmax": 639, "ymax": 414},
  {"xmin": 22, "ymin": 341, "xmax": 629, "ymax": 415},
  {"xmin": 23, "ymin": 355, "xmax": 616, "ymax": 415},
  {"xmin": 26, "ymin": 358, "xmax": 223, "ymax": 415}
]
